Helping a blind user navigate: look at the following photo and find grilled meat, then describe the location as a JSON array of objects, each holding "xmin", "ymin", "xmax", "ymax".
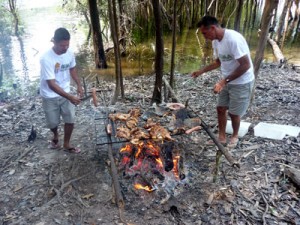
[
  {"xmin": 144, "ymin": 118, "xmax": 158, "ymax": 129},
  {"xmin": 109, "ymin": 113, "xmax": 130, "ymax": 121},
  {"xmin": 116, "ymin": 125, "xmax": 131, "ymax": 140},
  {"xmin": 126, "ymin": 117, "xmax": 138, "ymax": 129},
  {"xmin": 149, "ymin": 124, "xmax": 174, "ymax": 141},
  {"xmin": 129, "ymin": 108, "xmax": 141, "ymax": 118},
  {"xmin": 130, "ymin": 127, "xmax": 150, "ymax": 140}
]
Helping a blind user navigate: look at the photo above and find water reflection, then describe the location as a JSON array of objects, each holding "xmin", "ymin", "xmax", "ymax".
[{"xmin": 1, "ymin": 2, "xmax": 300, "ymax": 100}]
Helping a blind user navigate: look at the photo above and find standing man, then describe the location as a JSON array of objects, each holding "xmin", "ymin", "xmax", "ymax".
[
  {"xmin": 40, "ymin": 27, "xmax": 83, "ymax": 153},
  {"xmin": 191, "ymin": 16, "xmax": 254, "ymax": 148}
]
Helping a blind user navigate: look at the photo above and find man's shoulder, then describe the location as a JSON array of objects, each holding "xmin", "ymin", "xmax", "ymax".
[
  {"xmin": 40, "ymin": 48, "xmax": 54, "ymax": 61},
  {"xmin": 225, "ymin": 29, "xmax": 244, "ymax": 38}
]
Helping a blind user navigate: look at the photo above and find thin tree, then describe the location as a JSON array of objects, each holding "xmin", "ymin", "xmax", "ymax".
[
  {"xmin": 234, "ymin": 0, "xmax": 243, "ymax": 31},
  {"xmin": 7, "ymin": 0, "xmax": 19, "ymax": 36},
  {"xmin": 88, "ymin": 0, "xmax": 108, "ymax": 69},
  {"xmin": 151, "ymin": 0, "xmax": 164, "ymax": 104},
  {"xmin": 108, "ymin": 0, "xmax": 124, "ymax": 104},
  {"xmin": 253, "ymin": 0, "xmax": 279, "ymax": 78},
  {"xmin": 275, "ymin": 0, "xmax": 290, "ymax": 43},
  {"xmin": 169, "ymin": 0, "xmax": 177, "ymax": 101}
]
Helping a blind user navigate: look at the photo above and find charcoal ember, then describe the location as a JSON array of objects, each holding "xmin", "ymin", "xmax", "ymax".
[
  {"xmin": 161, "ymin": 142, "xmax": 175, "ymax": 172},
  {"xmin": 175, "ymin": 108, "xmax": 189, "ymax": 120}
]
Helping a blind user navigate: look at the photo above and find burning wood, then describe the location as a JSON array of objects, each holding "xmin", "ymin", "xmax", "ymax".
[{"xmin": 118, "ymin": 140, "xmax": 185, "ymax": 193}]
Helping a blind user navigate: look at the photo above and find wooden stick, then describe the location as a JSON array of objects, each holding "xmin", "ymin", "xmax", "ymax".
[{"xmin": 106, "ymin": 123, "xmax": 126, "ymax": 223}]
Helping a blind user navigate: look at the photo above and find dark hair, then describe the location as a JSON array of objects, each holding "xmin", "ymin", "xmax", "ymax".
[
  {"xmin": 53, "ymin": 28, "xmax": 70, "ymax": 42},
  {"xmin": 197, "ymin": 16, "xmax": 219, "ymax": 28}
]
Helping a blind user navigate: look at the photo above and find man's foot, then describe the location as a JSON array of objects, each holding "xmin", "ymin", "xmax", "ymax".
[
  {"xmin": 206, "ymin": 139, "xmax": 227, "ymax": 146},
  {"xmin": 227, "ymin": 137, "xmax": 239, "ymax": 148},
  {"xmin": 48, "ymin": 140, "xmax": 60, "ymax": 149},
  {"xmin": 63, "ymin": 147, "xmax": 81, "ymax": 154}
]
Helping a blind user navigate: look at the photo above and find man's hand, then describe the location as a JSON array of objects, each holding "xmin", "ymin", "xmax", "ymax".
[
  {"xmin": 191, "ymin": 70, "xmax": 203, "ymax": 78},
  {"xmin": 68, "ymin": 94, "xmax": 81, "ymax": 106},
  {"xmin": 77, "ymin": 86, "xmax": 84, "ymax": 98},
  {"xmin": 214, "ymin": 79, "xmax": 226, "ymax": 94}
]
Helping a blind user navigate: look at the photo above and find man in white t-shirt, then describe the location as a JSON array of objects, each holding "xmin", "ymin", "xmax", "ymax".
[
  {"xmin": 191, "ymin": 16, "xmax": 254, "ymax": 148},
  {"xmin": 40, "ymin": 28, "xmax": 83, "ymax": 153}
]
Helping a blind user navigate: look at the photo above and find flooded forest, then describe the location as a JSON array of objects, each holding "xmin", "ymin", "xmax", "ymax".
[{"xmin": 0, "ymin": 0, "xmax": 300, "ymax": 225}]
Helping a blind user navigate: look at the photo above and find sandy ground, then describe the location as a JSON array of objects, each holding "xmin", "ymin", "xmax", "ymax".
[{"xmin": 0, "ymin": 64, "xmax": 300, "ymax": 225}]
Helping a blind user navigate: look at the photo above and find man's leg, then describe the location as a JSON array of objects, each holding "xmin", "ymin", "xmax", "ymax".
[
  {"xmin": 63, "ymin": 123, "xmax": 74, "ymax": 149},
  {"xmin": 50, "ymin": 127, "xmax": 59, "ymax": 144},
  {"xmin": 217, "ymin": 106, "xmax": 227, "ymax": 143},
  {"xmin": 229, "ymin": 113, "xmax": 240, "ymax": 142}
]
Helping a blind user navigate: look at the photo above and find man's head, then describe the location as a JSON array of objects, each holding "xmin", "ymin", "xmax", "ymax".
[
  {"xmin": 197, "ymin": 16, "xmax": 222, "ymax": 41},
  {"xmin": 52, "ymin": 28, "xmax": 70, "ymax": 55}
]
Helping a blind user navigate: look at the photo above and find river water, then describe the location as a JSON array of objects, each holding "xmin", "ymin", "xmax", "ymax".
[{"xmin": 0, "ymin": 1, "xmax": 299, "ymax": 99}]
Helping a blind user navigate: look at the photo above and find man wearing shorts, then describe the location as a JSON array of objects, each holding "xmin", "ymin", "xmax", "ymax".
[
  {"xmin": 40, "ymin": 28, "xmax": 83, "ymax": 153},
  {"xmin": 191, "ymin": 16, "xmax": 254, "ymax": 148}
]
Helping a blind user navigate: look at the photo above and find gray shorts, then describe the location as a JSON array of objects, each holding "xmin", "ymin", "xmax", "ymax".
[
  {"xmin": 42, "ymin": 97, "xmax": 75, "ymax": 129},
  {"xmin": 217, "ymin": 80, "xmax": 254, "ymax": 116}
]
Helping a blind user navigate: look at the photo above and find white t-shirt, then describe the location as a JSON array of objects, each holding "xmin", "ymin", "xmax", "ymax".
[
  {"xmin": 39, "ymin": 48, "xmax": 76, "ymax": 98},
  {"xmin": 212, "ymin": 29, "xmax": 254, "ymax": 84}
]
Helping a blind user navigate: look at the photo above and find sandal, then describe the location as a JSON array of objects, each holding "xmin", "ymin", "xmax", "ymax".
[
  {"xmin": 227, "ymin": 138, "xmax": 239, "ymax": 148},
  {"xmin": 206, "ymin": 139, "xmax": 227, "ymax": 146},
  {"xmin": 63, "ymin": 147, "xmax": 81, "ymax": 154},
  {"xmin": 48, "ymin": 140, "xmax": 60, "ymax": 149}
]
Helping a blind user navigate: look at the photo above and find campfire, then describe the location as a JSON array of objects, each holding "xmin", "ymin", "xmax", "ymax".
[
  {"xmin": 107, "ymin": 106, "xmax": 190, "ymax": 195},
  {"xmin": 119, "ymin": 140, "xmax": 184, "ymax": 193}
]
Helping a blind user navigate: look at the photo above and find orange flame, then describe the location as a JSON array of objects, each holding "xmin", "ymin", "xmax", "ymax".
[
  {"xmin": 135, "ymin": 142, "xmax": 143, "ymax": 158},
  {"xmin": 155, "ymin": 158, "xmax": 163, "ymax": 168},
  {"xmin": 172, "ymin": 155, "xmax": 180, "ymax": 179},
  {"xmin": 134, "ymin": 183, "xmax": 154, "ymax": 192},
  {"xmin": 120, "ymin": 144, "xmax": 133, "ymax": 153}
]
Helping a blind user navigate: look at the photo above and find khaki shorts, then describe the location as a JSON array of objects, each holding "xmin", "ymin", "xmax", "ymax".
[
  {"xmin": 42, "ymin": 97, "xmax": 75, "ymax": 129},
  {"xmin": 217, "ymin": 80, "xmax": 254, "ymax": 116}
]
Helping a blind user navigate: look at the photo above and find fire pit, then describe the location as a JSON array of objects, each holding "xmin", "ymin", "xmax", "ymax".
[{"xmin": 94, "ymin": 104, "xmax": 239, "ymax": 222}]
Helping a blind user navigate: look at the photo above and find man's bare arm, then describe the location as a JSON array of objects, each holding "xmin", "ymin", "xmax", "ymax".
[
  {"xmin": 70, "ymin": 67, "xmax": 83, "ymax": 97},
  {"xmin": 191, "ymin": 58, "xmax": 221, "ymax": 78},
  {"xmin": 47, "ymin": 80, "xmax": 81, "ymax": 105}
]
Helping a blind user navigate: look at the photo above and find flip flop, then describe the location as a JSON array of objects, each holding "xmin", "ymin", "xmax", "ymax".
[
  {"xmin": 64, "ymin": 147, "xmax": 81, "ymax": 154},
  {"xmin": 48, "ymin": 140, "xmax": 60, "ymax": 149},
  {"xmin": 227, "ymin": 138, "xmax": 239, "ymax": 148},
  {"xmin": 206, "ymin": 139, "xmax": 227, "ymax": 146}
]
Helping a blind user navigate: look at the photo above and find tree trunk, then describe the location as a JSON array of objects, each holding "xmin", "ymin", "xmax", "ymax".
[
  {"xmin": 88, "ymin": 0, "xmax": 108, "ymax": 69},
  {"xmin": 280, "ymin": 0, "xmax": 293, "ymax": 49},
  {"xmin": 169, "ymin": 0, "xmax": 177, "ymax": 101},
  {"xmin": 268, "ymin": 37, "xmax": 285, "ymax": 63},
  {"xmin": 234, "ymin": 0, "xmax": 243, "ymax": 31},
  {"xmin": 113, "ymin": 0, "xmax": 124, "ymax": 98},
  {"xmin": 108, "ymin": 0, "xmax": 123, "ymax": 104},
  {"xmin": 151, "ymin": 0, "xmax": 164, "ymax": 104},
  {"xmin": 275, "ymin": 0, "xmax": 290, "ymax": 43},
  {"xmin": 251, "ymin": 0, "xmax": 258, "ymax": 28},
  {"xmin": 253, "ymin": 0, "xmax": 279, "ymax": 78},
  {"xmin": 8, "ymin": 0, "xmax": 19, "ymax": 36}
]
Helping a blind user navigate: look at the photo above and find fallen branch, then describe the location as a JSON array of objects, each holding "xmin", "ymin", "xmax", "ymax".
[
  {"xmin": 106, "ymin": 123, "xmax": 126, "ymax": 223},
  {"xmin": 259, "ymin": 191, "xmax": 269, "ymax": 225},
  {"xmin": 0, "ymin": 146, "xmax": 35, "ymax": 173},
  {"xmin": 11, "ymin": 173, "xmax": 89, "ymax": 225},
  {"xmin": 267, "ymin": 37, "xmax": 285, "ymax": 64},
  {"xmin": 283, "ymin": 167, "xmax": 300, "ymax": 188}
]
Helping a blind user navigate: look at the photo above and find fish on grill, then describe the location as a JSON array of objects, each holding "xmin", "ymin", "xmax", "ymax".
[
  {"xmin": 109, "ymin": 113, "xmax": 130, "ymax": 121},
  {"xmin": 129, "ymin": 108, "xmax": 141, "ymax": 118},
  {"xmin": 116, "ymin": 125, "xmax": 131, "ymax": 140},
  {"xmin": 144, "ymin": 118, "xmax": 159, "ymax": 129},
  {"xmin": 126, "ymin": 117, "xmax": 138, "ymax": 129},
  {"xmin": 149, "ymin": 124, "xmax": 174, "ymax": 141},
  {"xmin": 130, "ymin": 127, "xmax": 150, "ymax": 140}
]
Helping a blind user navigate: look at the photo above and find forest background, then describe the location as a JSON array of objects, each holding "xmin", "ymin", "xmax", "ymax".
[{"xmin": 0, "ymin": 0, "xmax": 299, "ymax": 104}]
